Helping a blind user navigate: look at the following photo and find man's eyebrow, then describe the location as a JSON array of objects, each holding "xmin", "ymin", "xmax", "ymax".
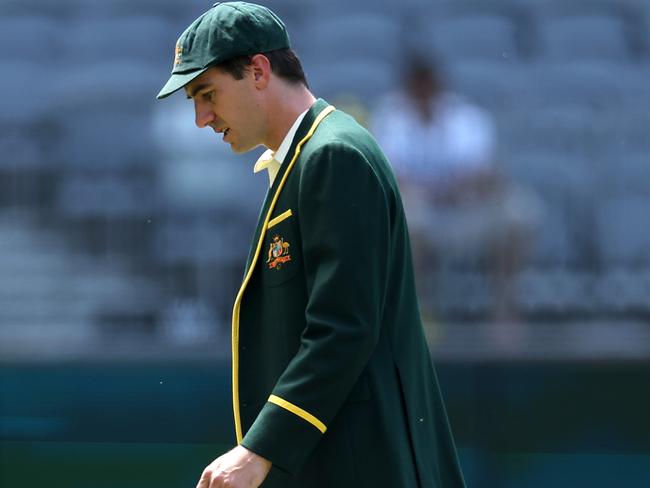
[{"xmin": 186, "ymin": 83, "xmax": 211, "ymax": 99}]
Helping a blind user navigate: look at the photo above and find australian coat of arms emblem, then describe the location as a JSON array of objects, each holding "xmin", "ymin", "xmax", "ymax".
[{"xmin": 267, "ymin": 235, "xmax": 291, "ymax": 270}]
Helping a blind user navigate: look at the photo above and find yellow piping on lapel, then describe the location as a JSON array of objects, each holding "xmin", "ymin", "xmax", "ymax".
[
  {"xmin": 232, "ymin": 105, "xmax": 336, "ymax": 443},
  {"xmin": 267, "ymin": 208, "xmax": 293, "ymax": 229},
  {"xmin": 268, "ymin": 394, "xmax": 327, "ymax": 434}
]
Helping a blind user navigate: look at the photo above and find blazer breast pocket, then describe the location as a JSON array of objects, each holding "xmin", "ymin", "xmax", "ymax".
[{"xmin": 263, "ymin": 208, "xmax": 300, "ymax": 287}]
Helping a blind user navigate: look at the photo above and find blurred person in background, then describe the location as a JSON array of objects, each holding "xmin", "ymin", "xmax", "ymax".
[
  {"xmin": 370, "ymin": 56, "xmax": 538, "ymax": 336},
  {"xmin": 156, "ymin": 3, "xmax": 466, "ymax": 488}
]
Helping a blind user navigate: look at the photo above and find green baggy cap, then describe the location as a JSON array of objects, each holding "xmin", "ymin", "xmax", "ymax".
[{"xmin": 157, "ymin": 2, "xmax": 290, "ymax": 99}]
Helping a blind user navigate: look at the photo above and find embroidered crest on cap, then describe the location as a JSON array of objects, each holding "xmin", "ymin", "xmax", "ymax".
[
  {"xmin": 174, "ymin": 43, "xmax": 183, "ymax": 67},
  {"xmin": 267, "ymin": 235, "xmax": 291, "ymax": 270}
]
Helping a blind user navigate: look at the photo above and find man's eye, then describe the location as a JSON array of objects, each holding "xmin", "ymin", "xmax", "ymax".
[{"xmin": 202, "ymin": 91, "xmax": 215, "ymax": 101}]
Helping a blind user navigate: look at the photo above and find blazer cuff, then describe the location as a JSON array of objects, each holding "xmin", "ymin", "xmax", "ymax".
[{"xmin": 240, "ymin": 396, "xmax": 326, "ymax": 475}]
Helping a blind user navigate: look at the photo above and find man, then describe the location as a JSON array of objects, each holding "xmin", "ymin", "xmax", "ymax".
[
  {"xmin": 370, "ymin": 56, "xmax": 538, "ymax": 330},
  {"xmin": 157, "ymin": 3, "xmax": 466, "ymax": 487}
]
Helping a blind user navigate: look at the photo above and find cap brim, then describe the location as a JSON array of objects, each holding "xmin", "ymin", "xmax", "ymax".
[{"xmin": 156, "ymin": 67, "xmax": 209, "ymax": 100}]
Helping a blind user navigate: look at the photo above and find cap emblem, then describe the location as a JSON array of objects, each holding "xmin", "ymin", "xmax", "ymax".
[{"xmin": 174, "ymin": 43, "xmax": 183, "ymax": 68}]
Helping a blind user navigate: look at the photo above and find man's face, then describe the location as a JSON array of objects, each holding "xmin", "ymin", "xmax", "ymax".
[{"xmin": 185, "ymin": 65, "xmax": 265, "ymax": 154}]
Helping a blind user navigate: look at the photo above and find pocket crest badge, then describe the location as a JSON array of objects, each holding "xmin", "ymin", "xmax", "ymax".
[{"xmin": 267, "ymin": 235, "xmax": 291, "ymax": 270}]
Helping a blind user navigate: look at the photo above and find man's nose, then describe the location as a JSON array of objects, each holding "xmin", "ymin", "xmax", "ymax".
[{"xmin": 194, "ymin": 101, "xmax": 215, "ymax": 128}]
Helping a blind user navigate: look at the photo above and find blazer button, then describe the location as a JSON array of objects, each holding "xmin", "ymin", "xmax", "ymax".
[
  {"xmin": 242, "ymin": 402, "xmax": 248, "ymax": 408},
  {"xmin": 241, "ymin": 345, "xmax": 247, "ymax": 351}
]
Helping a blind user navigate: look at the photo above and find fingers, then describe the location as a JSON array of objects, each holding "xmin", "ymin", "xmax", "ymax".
[
  {"xmin": 195, "ymin": 447, "xmax": 268, "ymax": 488},
  {"xmin": 197, "ymin": 465, "xmax": 222, "ymax": 488},
  {"xmin": 195, "ymin": 470, "xmax": 212, "ymax": 488}
]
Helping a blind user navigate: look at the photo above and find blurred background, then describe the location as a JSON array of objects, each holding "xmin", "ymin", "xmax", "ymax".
[{"xmin": 1, "ymin": 0, "xmax": 650, "ymax": 486}]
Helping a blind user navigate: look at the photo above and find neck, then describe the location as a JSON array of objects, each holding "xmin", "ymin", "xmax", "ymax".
[{"xmin": 264, "ymin": 83, "xmax": 316, "ymax": 152}]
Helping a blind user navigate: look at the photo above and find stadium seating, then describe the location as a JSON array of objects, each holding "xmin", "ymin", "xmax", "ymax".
[
  {"xmin": 305, "ymin": 59, "xmax": 397, "ymax": 106},
  {"xmin": 503, "ymin": 152, "xmax": 595, "ymax": 268},
  {"xmin": 154, "ymin": 214, "xmax": 252, "ymax": 266},
  {"xmin": 1, "ymin": 61, "xmax": 58, "ymax": 124},
  {"xmin": 596, "ymin": 152, "xmax": 650, "ymax": 198},
  {"xmin": 538, "ymin": 14, "xmax": 630, "ymax": 61},
  {"xmin": 596, "ymin": 197, "xmax": 650, "ymax": 267},
  {"xmin": 516, "ymin": 268, "xmax": 595, "ymax": 317},
  {"xmin": 590, "ymin": 106, "xmax": 650, "ymax": 154},
  {"xmin": 51, "ymin": 59, "xmax": 163, "ymax": 109},
  {"xmin": 4, "ymin": 0, "xmax": 650, "ymax": 338},
  {"xmin": 57, "ymin": 174, "xmax": 156, "ymax": 219},
  {"xmin": 445, "ymin": 61, "xmax": 531, "ymax": 110},
  {"xmin": 62, "ymin": 16, "xmax": 175, "ymax": 65},
  {"xmin": 297, "ymin": 13, "xmax": 402, "ymax": 64},
  {"xmin": 530, "ymin": 60, "xmax": 631, "ymax": 109},
  {"xmin": 595, "ymin": 268, "xmax": 650, "ymax": 316},
  {"xmin": 595, "ymin": 194, "xmax": 650, "ymax": 316},
  {"xmin": 56, "ymin": 111, "xmax": 155, "ymax": 171},
  {"xmin": 423, "ymin": 14, "xmax": 521, "ymax": 63},
  {"xmin": 498, "ymin": 107, "xmax": 597, "ymax": 155},
  {"xmin": 0, "ymin": 16, "xmax": 62, "ymax": 62}
]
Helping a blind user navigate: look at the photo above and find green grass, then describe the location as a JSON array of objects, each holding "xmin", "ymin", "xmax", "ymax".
[{"xmin": 0, "ymin": 441, "xmax": 231, "ymax": 488}]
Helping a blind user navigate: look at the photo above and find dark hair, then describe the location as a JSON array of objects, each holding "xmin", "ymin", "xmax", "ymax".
[
  {"xmin": 402, "ymin": 54, "xmax": 445, "ymax": 97},
  {"xmin": 217, "ymin": 48, "xmax": 309, "ymax": 88}
]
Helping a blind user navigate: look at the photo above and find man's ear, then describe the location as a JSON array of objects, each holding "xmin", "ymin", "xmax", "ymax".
[{"xmin": 250, "ymin": 54, "xmax": 272, "ymax": 88}]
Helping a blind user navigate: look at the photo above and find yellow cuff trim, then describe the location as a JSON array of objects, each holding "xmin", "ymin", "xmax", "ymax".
[
  {"xmin": 267, "ymin": 209, "xmax": 293, "ymax": 229},
  {"xmin": 268, "ymin": 395, "xmax": 327, "ymax": 434}
]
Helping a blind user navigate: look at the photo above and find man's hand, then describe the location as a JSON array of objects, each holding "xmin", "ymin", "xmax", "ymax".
[{"xmin": 196, "ymin": 445, "xmax": 272, "ymax": 488}]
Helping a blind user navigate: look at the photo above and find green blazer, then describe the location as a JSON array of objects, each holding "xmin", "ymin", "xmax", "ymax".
[{"xmin": 232, "ymin": 99, "xmax": 466, "ymax": 488}]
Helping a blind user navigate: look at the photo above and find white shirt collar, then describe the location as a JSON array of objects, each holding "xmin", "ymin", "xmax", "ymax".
[{"xmin": 254, "ymin": 109, "xmax": 309, "ymax": 186}]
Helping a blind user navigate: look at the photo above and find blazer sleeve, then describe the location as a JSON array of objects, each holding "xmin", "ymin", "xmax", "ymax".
[{"xmin": 240, "ymin": 142, "xmax": 392, "ymax": 474}]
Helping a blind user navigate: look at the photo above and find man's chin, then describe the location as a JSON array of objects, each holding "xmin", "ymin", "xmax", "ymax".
[{"xmin": 229, "ymin": 142, "xmax": 263, "ymax": 155}]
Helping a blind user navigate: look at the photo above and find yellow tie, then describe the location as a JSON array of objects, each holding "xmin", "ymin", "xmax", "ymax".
[{"xmin": 254, "ymin": 149, "xmax": 281, "ymax": 187}]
